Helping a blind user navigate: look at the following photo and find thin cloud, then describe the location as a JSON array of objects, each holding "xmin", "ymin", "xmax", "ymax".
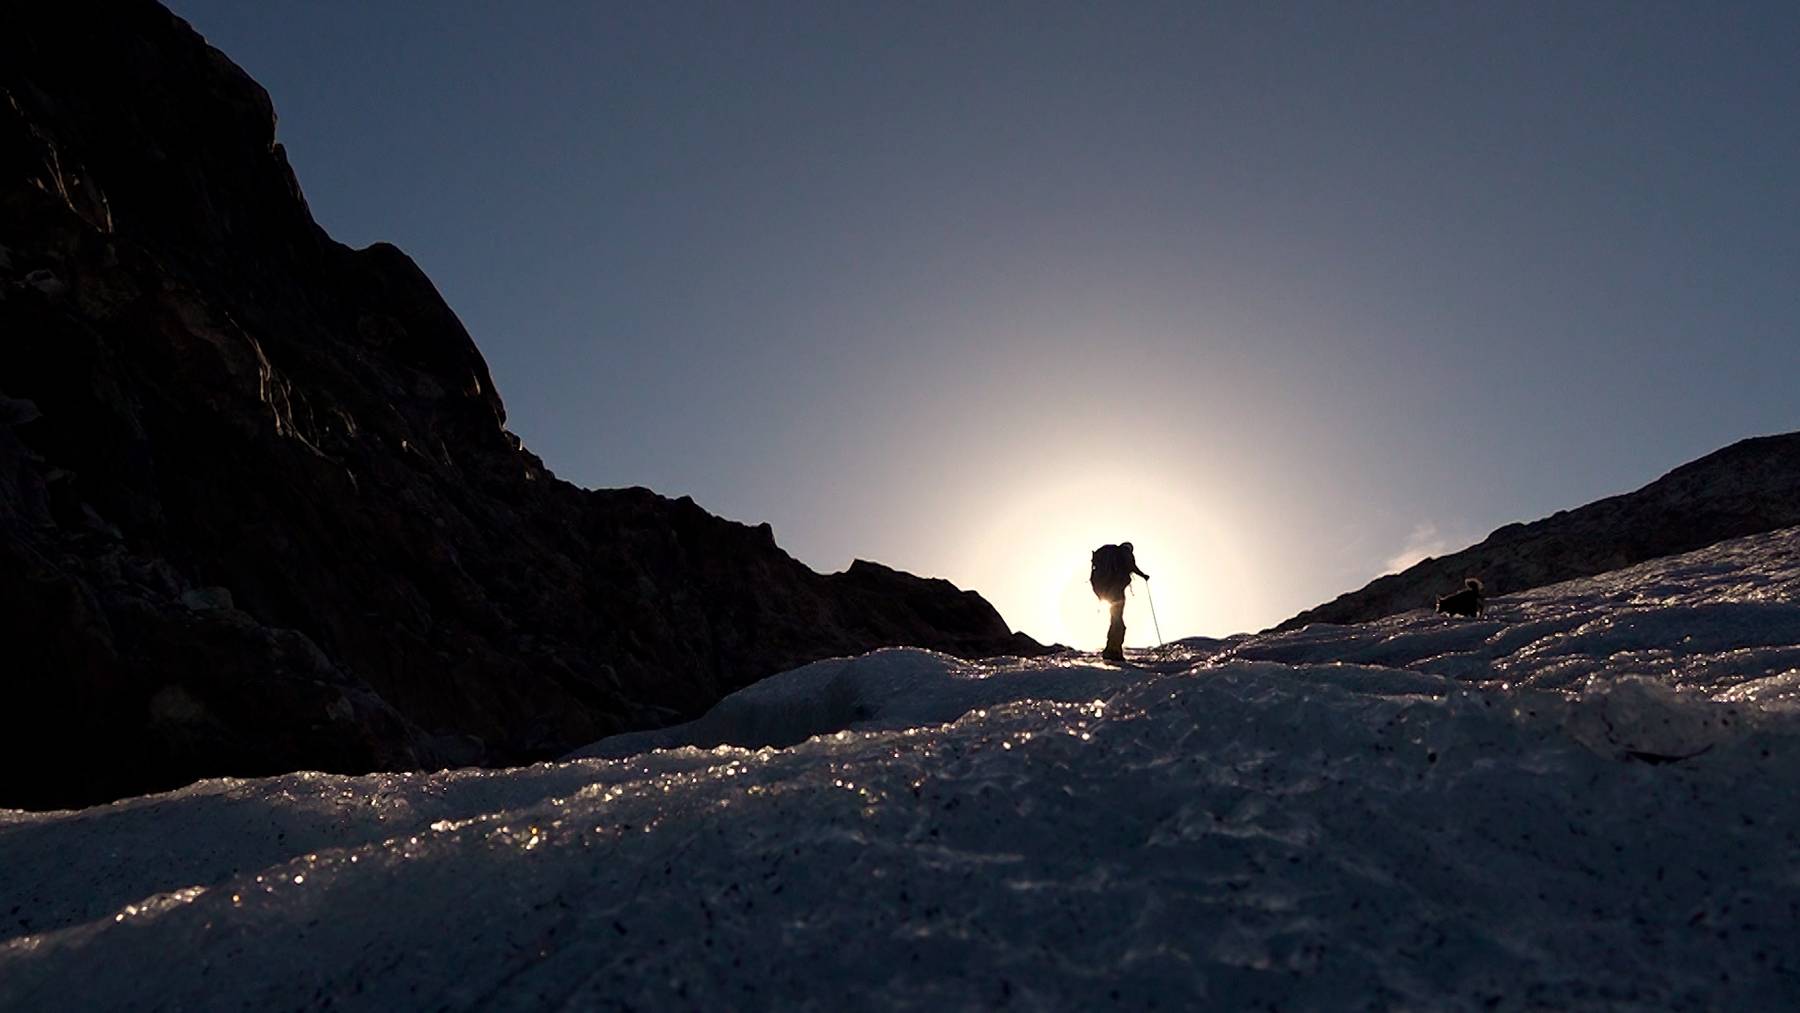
[{"xmin": 1383, "ymin": 522, "xmax": 1458, "ymax": 575}]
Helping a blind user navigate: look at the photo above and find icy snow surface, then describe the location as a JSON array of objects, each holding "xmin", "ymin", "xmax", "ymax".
[{"xmin": 6, "ymin": 529, "xmax": 1800, "ymax": 1010}]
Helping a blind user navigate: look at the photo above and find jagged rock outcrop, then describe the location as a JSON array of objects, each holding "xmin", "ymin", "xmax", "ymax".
[
  {"xmin": 0, "ymin": 1, "xmax": 1042, "ymax": 810},
  {"xmin": 1278, "ymin": 432, "xmax": 1800, "ymax": 631}
]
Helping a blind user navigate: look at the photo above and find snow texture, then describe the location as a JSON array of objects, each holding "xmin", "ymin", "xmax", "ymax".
[{"xmin": 6, "ymin": 528, "xmax": 1800, "ymax": 1010}]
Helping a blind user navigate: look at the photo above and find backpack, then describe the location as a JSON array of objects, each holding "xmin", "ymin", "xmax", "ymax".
[{"xmin": 1090, "ymin": 544, "xmax": 1128, "ymax": 592}]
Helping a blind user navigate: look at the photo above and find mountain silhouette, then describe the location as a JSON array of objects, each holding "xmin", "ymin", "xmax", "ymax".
[{"xmin": 0, "ymin": 1, "xmax": 1041, "ymax": 809}]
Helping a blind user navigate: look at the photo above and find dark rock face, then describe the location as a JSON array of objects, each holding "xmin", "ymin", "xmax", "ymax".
[
  {"xmin": 1278, "ymin": 433, "xmax": 1800, "ymax": 631},
  {"xmin": 0, "ymin": 2, "xmax": 1042, "ymax": 810}
]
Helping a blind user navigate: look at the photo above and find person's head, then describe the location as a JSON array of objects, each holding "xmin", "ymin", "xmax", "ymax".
[{"xmin": 1121, "ymin": 541, "xmax": 1134, "ymax": 553}]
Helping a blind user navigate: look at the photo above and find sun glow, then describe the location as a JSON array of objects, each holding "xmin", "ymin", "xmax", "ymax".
[{"xmin": 951, "ymin": 467, "xmax": 1263, "ymax": 651}]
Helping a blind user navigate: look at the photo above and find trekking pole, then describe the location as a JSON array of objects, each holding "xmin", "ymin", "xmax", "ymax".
[{"xmin": 1143, "ymin": 578, "xmax": 1164, "ymax": 647}]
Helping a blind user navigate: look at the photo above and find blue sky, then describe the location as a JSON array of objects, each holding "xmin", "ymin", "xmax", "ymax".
[{"xmin": 167, "ymin": 1, "xmax": 1799, "ymax": 646}]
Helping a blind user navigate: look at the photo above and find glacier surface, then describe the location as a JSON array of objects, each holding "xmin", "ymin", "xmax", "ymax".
[{"xmin": 5, "ymin": 528, "xmax": 1800, "ymax": 1010}]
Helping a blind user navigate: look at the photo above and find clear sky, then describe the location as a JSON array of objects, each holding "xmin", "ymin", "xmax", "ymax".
[{"xmin": 167, "ymin": 1, "xmax": 1798, "ymax": 649}]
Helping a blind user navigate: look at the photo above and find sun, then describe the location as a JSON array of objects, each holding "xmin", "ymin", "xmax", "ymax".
[{"xmin": 950, "ymin": 468, "xmax": 1259, "ymax": 650}]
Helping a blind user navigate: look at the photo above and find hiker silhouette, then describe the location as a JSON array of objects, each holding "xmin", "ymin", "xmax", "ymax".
[{"xmin": 1090, "ymin": 542, "xmax": 1149, "ymax": 661}]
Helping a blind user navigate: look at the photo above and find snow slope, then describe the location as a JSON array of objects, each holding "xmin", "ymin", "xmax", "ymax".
[{"xmin": 5, "ymin": 528, "xmax": 1800, "ymax": 1010}]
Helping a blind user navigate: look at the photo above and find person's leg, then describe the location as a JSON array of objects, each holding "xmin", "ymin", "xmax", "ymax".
[{"xmin": 1104, "ymin": 598, "xmax": 1126, "ymax": 659}]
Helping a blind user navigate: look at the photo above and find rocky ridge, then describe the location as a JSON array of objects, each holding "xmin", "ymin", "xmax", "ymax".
[
  {"xmin": 1278, "ymin": 431, "xmax": 1800, "ymax": 631},
  {"xmin": 0, "ymin": 1, "xmax": 1041, "ymax": 809}
]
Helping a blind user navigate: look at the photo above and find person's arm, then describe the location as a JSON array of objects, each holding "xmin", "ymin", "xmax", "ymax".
[{"xmin": 1132, "ymin": 565, "xmax": 1150, "ymax": 579}]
